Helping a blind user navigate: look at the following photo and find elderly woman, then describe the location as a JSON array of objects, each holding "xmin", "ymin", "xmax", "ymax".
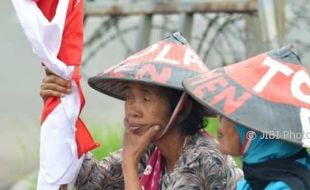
[
  {"xmin": 183, "ymin": 46, "xmax": 310, "ymax": 190},
  {"xmin": 40, "ymin": 32, "xmax": 242, "ymax": 189}
]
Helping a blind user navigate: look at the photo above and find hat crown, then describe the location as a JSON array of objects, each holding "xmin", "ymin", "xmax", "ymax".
[
  {"xmin": 88, "ymin": 32, "xmax": 208, "ymax": 100},
  {"xmin": 162, "ymin": 32, "xmax": 188, "ymax": 45}
]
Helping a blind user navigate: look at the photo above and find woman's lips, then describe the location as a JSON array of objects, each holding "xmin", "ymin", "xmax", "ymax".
[
  {"xmin": 129, "ymin": 124, "xmax": 140, "ymax": 131},
  {"xmin": 124, "ymin": 119, "xmax": 147, "ymax": 133}
]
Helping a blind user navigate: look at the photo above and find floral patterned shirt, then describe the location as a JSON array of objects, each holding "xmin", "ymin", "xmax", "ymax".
[{"xmin": 75, "ymin": 133, "xmax": 243, "ymax": 190}]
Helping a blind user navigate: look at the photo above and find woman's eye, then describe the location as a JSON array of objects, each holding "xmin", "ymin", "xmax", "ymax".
[{"xmin": 144, "ymin": 97, "xmax": 150, "ymax": 102}]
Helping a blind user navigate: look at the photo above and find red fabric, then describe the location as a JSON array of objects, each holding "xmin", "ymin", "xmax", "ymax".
[
  {"xmin": 36, "ymin": 0, "xmax": 82, "ymax": 66},
  {"xmin": 36, "ymin": 0, "xmax": 98, "ymax": 157},
  {"xmin": 40, "ymin": 97, "xmax": 60, "ymax": 125},
  {"xmin": 140, "ymin": 147, "xmax": 163, "ymax": 190},
  {"xmin": 73, "ymin": 67, "xmax": 100, "ymax": 157}
]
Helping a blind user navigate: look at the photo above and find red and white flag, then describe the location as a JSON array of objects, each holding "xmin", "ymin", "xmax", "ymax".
[{"xmin": 12, "ymin": 0, "xmax": 98, "ymax": 189}]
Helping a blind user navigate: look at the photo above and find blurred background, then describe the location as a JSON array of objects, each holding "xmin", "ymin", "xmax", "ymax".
[{"xmin": 1, "ymin": 0, "xmax": 310, "ymax": 189}]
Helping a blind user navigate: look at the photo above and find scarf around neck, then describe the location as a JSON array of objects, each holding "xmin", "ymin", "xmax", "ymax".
[{"xmin": 140, "ymin": 147, "xmax": 163, "ymax": 190}]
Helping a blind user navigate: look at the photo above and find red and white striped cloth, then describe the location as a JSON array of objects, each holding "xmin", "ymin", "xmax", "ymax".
[{"xmin": 12, "ymin": 0, "xmax": 98, "ymax": 189}]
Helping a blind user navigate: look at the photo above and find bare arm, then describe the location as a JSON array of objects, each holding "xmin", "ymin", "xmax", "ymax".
[{"xmin": 122, "ymin": 160, "xmax": 142, "ymax": 190}]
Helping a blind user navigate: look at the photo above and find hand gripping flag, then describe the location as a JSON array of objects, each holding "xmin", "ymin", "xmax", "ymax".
[{"xmin": 12, "ymin": 0, "xmax": 98, "ymax": 189}]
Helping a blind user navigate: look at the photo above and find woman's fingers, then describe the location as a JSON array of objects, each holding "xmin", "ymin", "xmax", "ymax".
[
  {"xmin": 40, "ymin": 68, "xmax": 71, "ymax": 101},
  {"xmin": 41, "ymin": 83, "xmax": 69, "ymax": 96},
  {"xmin": 42, "ymin": 65, "xmax": 71, "ymax": 88},
  {"xmin": 123, "ymin": 124, "xmax": 161, "ymax": 164},
  {"xmin": 143, "ymin": 125, "xmax": 161, "ymax": 141},
  {"xmin": 43, "ymin": 74, "xmax": 71, "ymax": 88},
  {"xmin": 40, "ymin": 89, "xmax": 63, "ymax": 100}
]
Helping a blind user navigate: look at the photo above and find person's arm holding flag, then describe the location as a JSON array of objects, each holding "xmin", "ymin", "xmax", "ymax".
[{"xmin": 11, "ymin": 0, "xmax": 98, "ymax": 189}]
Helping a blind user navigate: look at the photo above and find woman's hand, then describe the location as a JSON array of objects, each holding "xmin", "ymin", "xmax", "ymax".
[
  {"xmin": 122, "ymin": 124, "xmax": 160, "ymax": 166},
  {"xmin": 40, "ymin": 66, "xmax": 71, "ymax": 102},
  {"xmin": 122, "ymin": 124, "xmax": 160, "ymax": 190}
]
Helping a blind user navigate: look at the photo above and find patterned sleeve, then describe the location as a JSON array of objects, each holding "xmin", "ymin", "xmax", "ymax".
[
  {"xmin": 162, "ymin": 135, "xmax": 243, "ymax": 190},
  {"xmin": 161, "ymin": 151, "xmax": 228, "ymax": 190},
  {"xmin": 75, "ymin": 150, "xmax": 125, "ymax": 190},
  {"xmin": 200, "ymin": 141, "xmax": 243, "ymax": 190},
  {"xmin": 223, "ymin": 155, "xmax": 244, "ymax": 190},
  {"xmin": 198, "ymin": 149, "xmax": 231, "ymax": 190},
  {"xmin": 75, "ymin": 146, "xmax": 154, "ymax": 189}
]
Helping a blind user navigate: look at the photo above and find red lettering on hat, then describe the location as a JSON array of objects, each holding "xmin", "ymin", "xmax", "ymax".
[
  {"xmin": 210, "ymin": 86, "xmax": 252, "ymax": 115},
  {"xmin": 192, "ymin": 72, "xmax": 252, "ymax": 115},
  {"xmin": 109, "ymin": 72, "xmax": 126, "ymax": 78},
  {"xmin": 190, "ymin": 71, "xmax": 222, "ymax": 86},
  {"xmin": 122, "ymin": 42, "xmax": 207, "ymax": 73},
  {"xmin": 193, "ymin": 73, "xmax": 225, "ymax": 98},
  {"xmin": 126, "ymin": 43, "xmax": 159, "ymax": 62},
  {"xmin": 135, "ymin": 64, "xmax": 171, "ymax": 84}
]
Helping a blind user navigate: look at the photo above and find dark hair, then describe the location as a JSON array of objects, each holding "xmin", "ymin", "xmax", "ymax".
[
  {"xmin": 179, "ymin": 99, "xmax": 209, "ymax": 135},
  {"xmin": 164, "ymin": 87, "xmax": 212, "ymax": 135}
]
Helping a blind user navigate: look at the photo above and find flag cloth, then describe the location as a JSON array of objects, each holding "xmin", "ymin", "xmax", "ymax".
[{"xmin": 11, "ymin": 0, "xmax": 98, "ymax": 189}]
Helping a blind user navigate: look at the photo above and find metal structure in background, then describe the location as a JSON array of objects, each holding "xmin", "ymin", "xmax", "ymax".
[
  {"xmin": 82, "ymin": 0, "xmax": 287, "ymax": 77},
  {"xmin": 286, "ymin": 0, "xmax": 310, "ymax": 71}
]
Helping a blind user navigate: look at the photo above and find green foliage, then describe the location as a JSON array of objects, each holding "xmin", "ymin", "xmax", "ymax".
[
  {"xmin": 203, "ymin": 117, "xmax": 218, "ymax": 137},
  {"xmin": 88, "ymin": 121, "xmax": 123, "ymax": 159}
]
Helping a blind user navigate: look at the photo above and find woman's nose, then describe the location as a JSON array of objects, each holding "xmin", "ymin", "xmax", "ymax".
[
  {"xmin": 128, "ymin": 107, "xmax": 142, "ymax": 118},
  {"xmin": 126, "ymin": 101, "xmax": 142, "ymax": 118},
  {"xmin": 131, "ymin": 110, "xmax": 142, "ymax": 118}
]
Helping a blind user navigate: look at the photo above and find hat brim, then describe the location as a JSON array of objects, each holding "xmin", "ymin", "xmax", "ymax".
[
  {"xmin": 183, "ymin": 65, "xmax": 307, "ymax": 146},
  {"xmin": 88, "ymin": 75, "xmax": 183, "ymax": 101}
]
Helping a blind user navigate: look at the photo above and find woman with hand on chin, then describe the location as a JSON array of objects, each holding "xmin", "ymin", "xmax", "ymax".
[{"xmin": 41, "ymin": 32, "xmax": 242, "ymax": 190}]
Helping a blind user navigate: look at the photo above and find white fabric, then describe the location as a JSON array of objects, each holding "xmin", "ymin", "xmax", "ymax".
[
  {"xmin": 300, "ymin": 108, "xmax": 310, "ymax": 147},
  {"xmin": 11, "ymin": 0, "xmax": 83, "ymax": 189}
]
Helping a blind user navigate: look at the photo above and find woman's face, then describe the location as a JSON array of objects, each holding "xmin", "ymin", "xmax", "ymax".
[
  {"xmin": 124, "ymin": 83, "xmax": 172, "ymax": 137},
  {"xmin": 217, "ymin": 116, "xmax": 241, "ymax": 156}
]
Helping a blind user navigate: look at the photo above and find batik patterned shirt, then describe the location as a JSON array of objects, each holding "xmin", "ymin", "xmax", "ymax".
[{"xmin": 75, "ymin": 133, "xmax": 243, "ymax": 190}]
